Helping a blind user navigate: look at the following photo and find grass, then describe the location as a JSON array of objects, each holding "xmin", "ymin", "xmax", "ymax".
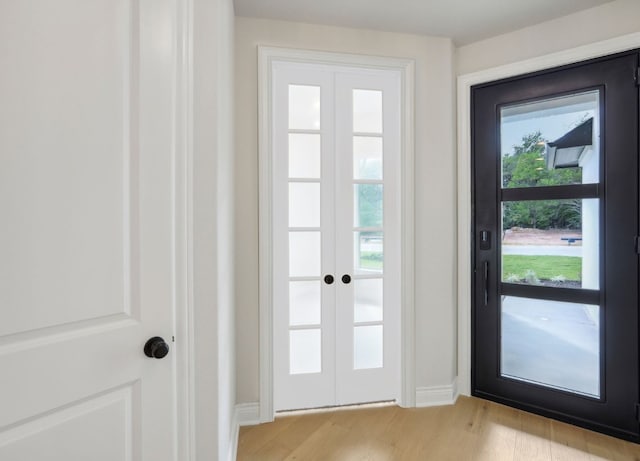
[
  {"xmin": 502, "ymin": 255, "xmax": 581, "ymax": 281},
  {"xmin": 360, "ymin": 251, "xmax": 383, "ymax": 270}
]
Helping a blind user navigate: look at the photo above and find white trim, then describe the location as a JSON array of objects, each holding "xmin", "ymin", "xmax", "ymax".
[
  {"xmin": 415, "ymin": 378, "xmax": 459, "ymax": 408},
  {"xmin": 175, "ymin": 0, "xmax": 195, "ymax": 459},
  {"xmin": 456, "ymin": 32, "xmax": 640, "ymax": 398},
  {"xmin": 227, "ymin": 409, "xmax": 239, "ymax": 461},
  {"xmin": 228, "ymin": 403, "xmax": 260, "ymax": 461},
  {"xmin": 258, "ymin": 46, "xmax": 275, "ymax": 423},
  {"xmin": 227, "ymin": 415, "xmax": 240, "ymax": 461},
  {"xmin": 400, "ymin": 56, "xmax": 416, "ymax": 410},
  {"xmin": 236, "ymin": 402, "xmax": 261, "ymax": 427},
  {"xmin": 258, "ymin": 46, "xmax": 416, "ymax": 421}
]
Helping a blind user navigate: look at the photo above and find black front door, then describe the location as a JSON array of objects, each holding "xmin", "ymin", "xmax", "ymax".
[{"xmin": 472, "ymin": 51, "xmax": 640, "ymax": 441}]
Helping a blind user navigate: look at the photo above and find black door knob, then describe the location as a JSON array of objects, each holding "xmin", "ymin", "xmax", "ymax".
[
  {"xmin": 144, "ymin": 337, "xmax": 170, "ymax": 359},
  {"xmin": 341, "ymin": 274, "xmax": 351, "ymax": 284},
  {"xmin": 324, "ymin": 274, "xmax": 334, "ymax": 285}
]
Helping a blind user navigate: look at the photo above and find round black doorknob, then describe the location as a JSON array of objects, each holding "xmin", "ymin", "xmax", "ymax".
[
  {"xmin": 144, "ymin": 337, "xmax": 170, "ymax": 359},
  {"xmin": 341, "ymin": 274, "xmax": 351, "ymax": 284},
  {"xmin": 324, "ymin": 274, "xmax": 334, "ymax": 285}
]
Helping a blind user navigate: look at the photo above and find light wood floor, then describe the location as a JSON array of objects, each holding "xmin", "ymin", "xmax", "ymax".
[{"xmin": 237, "ymin": 396, "xmax": 640, "ymax": 460}]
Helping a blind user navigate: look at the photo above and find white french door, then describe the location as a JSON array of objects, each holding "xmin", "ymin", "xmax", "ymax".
[{"xmin": 272, "ymin": 62, "xmax": 401, "ymax": 411}]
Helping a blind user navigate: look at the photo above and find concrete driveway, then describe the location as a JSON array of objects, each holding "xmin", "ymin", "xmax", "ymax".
[
  {"xmin": 501, "ymin": 296, "xmax": 599, "ymax": 397},
  {"xmin": 502, "ymin": 244, "xmax": 582, "ymax": 257}
]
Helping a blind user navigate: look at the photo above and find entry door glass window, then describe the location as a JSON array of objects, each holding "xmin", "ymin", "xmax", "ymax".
[{"xmin": 499, "ymin": 91, "xmax": 601, "ymax": 397}]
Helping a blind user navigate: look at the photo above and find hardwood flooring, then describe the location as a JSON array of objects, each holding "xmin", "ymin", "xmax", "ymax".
[{"xmin": 237, "ymin": 396, "xmax": 640, "ymax": 460}]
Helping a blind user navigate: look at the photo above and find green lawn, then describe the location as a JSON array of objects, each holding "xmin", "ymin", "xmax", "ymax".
[
  {"xmin": 502, "ymin": 255, "xmax": 581, "ymax": 281},
  {"xmin": 360, "ymin": 251, "xmax": 383, "ymax": 270}
]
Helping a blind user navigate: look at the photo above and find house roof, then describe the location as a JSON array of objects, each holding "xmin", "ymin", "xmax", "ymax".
[{"xmin": 546, "ymin": 118, "xmax": 593, "ymax": 169}]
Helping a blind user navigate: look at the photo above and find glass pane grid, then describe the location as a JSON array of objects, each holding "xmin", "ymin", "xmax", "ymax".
[
  {"xmin": 352, "ymin": 132, "xmax": 383, "ymax": 137},
  {"xmin": 289, "ymin": 85, "xmax": 321, "ymax": 130},
  {"xmin": 501, "ymin": 199, "xmax": 599, "ymax": 290},
  {"xmin": 289, "ymin": 231, "xmax": 321, "ymax": 277},
  {"xmin": 353, "ymin": 179, "xmax": 384, "ymax": 185},
  {"xmin": 289, "ymin": 280, "xmax": 321, "ymax": 327},
  {"xmin": 353, "ymin": 184, "xmax": 383, "ymax": 228},
  {"xmin": 288, "ymin": 133, "xmax": 321, "ymax": 179},
  {"xmin": 501, "ymin": 296, "xmax": 600, "ymax": 398},
  {"xmin": 288, "ymin": 178, "xmax": 322, "ymax": 183},
  {"xmin": 354, "ymin": 231, "xmax": 383, "ymax": 274},
  {"xmin": 290, "ymin": 329, "xmax": 321, "ymax": 375},
  {"xmin": 288, "ymin": 128, "xmax": 322, "ymax": 134},
  {"xmin": 288, "ymin": 182, "xmax": 320, "ymax": 228},
  {"xmin": 353, "ymin": 89, "xmax": 383, "ymax": 134},
  {"xmin": 354, "ymin": 325, "xmax": 383, "ymax": 370},
  {"xmin": 354, "ymin": 278, "xmax": 383, "ymax": 323},
  {"xmin": 353, "ymin": 136, "xmax": 383, "ymax": 180},
  {"xmin": 501, "ymin": 90, "xmax": 599, "ymax": 189}
]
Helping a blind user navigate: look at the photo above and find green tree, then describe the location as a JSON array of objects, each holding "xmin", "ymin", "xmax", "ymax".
[
  {"xmin": 357, "ymin": 184, "xmax": 383, "ymax": 227},
  {"xmin": 502, "ymin": 132, "xmax": 582, "ymax": 229}
]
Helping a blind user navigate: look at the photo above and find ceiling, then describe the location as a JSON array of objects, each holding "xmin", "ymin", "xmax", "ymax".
[{"xmin": 233, "ymin": 0, "xmax": 615, "ymax": 45}]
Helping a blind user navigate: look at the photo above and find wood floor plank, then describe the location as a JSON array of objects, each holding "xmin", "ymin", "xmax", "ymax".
[
  {"xmin": 237, "ymin": 396, "xmax": 640, "ymax": 460},
  {"xmin": 548, "ymin": 419, "xmax": 590, "ymax": 461},
  {"xmin": 514, "ymin": 410, "xmax": 552, "ymax": 461}
]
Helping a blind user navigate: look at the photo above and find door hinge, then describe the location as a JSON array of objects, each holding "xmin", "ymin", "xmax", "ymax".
[
  {"xmin": 635, "ymin": 236, "xmax": 640, "ymax": 254},
  {"xmin": 636, "ymin": 67, "xmax": 640, "ymax": 86},
  {"xmin": 635, "ymin": 403, "xmax": 640, "ymax": 421}
]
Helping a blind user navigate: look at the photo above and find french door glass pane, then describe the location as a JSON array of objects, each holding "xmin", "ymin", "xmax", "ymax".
[
  {"xmin": 289, "ymin": 183, "xmax": 320, "ymax": 227},
  {"xmin": 289, "ymin": 85, "xmax": 320, "ymax": 130},
  {"xmin": 354, "ymin": 231, "xmax": 383, "ymax": 274},
  {"xmin": 501, "ymin": 91, "xmax": 599, "ymax": 188},
  {"xmin": 289, "ymin": 281, "xmax": 321, "ymax": 326},
  {"xmin": 289, "ymin": 231, "xmax": 321, "ymax": 277},
  {"xmin": 354, "ymin": 325, "xmax": 383, "ymax": 370},
  {"xmin": 289, "ymin": 133, "xmax": 320, "ymax": 178},
  {"xmin": 501, "ymin": 199, "xmax": 599, "ymax": 289},
  {"xmin": 353, "ymin": 136, "xmax": 383, "ymax": 180},
  {"xmin": 354, "ymin": 278, "xmax": 383, "ymax": 322},
  {"xmin": 353, "ymin": 89, "xmax": 382, "ymax": 134},
  {"xmin": 501, "ymin": 296, "xmax": 600, "ymax": 397},
  {"xmin": 354, "ymin": 184, "xmax": 383, "ymax": 227},
  {"xmin": 290, "ymin": 329, "xmax": 321, "ymax": 374}
]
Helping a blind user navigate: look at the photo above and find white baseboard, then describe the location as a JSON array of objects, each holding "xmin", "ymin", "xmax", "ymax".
[
  {"xmin": 415, "ymin": 378, "xmax": 459, "ymax": 407},
  {"xmin": 236, "ymin": 402, "xmax": 261, "ymax": 426},
  {"xmin": 227, "ymin": 409, "xmax": 239, "ymax": 461},
  {"xmin": 229, "ymin": 402, "xmax": 261, "ymax": 461}
]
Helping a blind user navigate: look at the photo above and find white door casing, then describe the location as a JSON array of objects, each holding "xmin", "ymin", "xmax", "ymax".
[
  {"xmin": 271, "ymin": 61, "xmax": 402, "ymax": 411},
  {"xmin": 0, "ymin": 1, "xmax": 186, "ymax": 459},
  {"xmin": 259, "ymin": 47, "xmax": 415, "ymax": 421}
]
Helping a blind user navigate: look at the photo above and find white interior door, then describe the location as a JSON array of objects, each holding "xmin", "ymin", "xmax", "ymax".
[
  {"xmin": 272, "ymin": 61, "xmax": 401, "ymax": 411},
  {"xmin": 0, "ymin": 2, "xmax": 179, "ymax": 460}
]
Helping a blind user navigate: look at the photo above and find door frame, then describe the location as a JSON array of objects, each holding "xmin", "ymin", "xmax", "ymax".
[
  {"xmin": 258, "ymin": 46, "xmax": 416, "ymax": 422},
  {"xmin": 172, "ymin": 0, "xmax": 193, "ymax": 458},
  {"xmin": 457, "ymin": 32, "xmax": 640, "ymax": 397}
]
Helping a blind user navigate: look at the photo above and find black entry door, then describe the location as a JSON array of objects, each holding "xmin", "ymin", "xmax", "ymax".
[{"xmin": 472, "ymin": 51, "xmax": 640, "ymax": 441}]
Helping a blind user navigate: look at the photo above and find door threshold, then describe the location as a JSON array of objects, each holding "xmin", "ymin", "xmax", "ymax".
[{"xmin": 276, "ymin": 400, "xmax": 396, "ymax": 417}]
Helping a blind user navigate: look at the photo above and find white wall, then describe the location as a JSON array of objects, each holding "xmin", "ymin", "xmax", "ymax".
[
  {"xmin": 192, "ymin": 0, "xmax": 235, "ymax": 459},
  {"xmin": 457, "ymin": 0, "xmax": 640, "ymax": 75},
  {"xmin": 234, "ymin": 17, "xmax": 457, "ymax": 404}
]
